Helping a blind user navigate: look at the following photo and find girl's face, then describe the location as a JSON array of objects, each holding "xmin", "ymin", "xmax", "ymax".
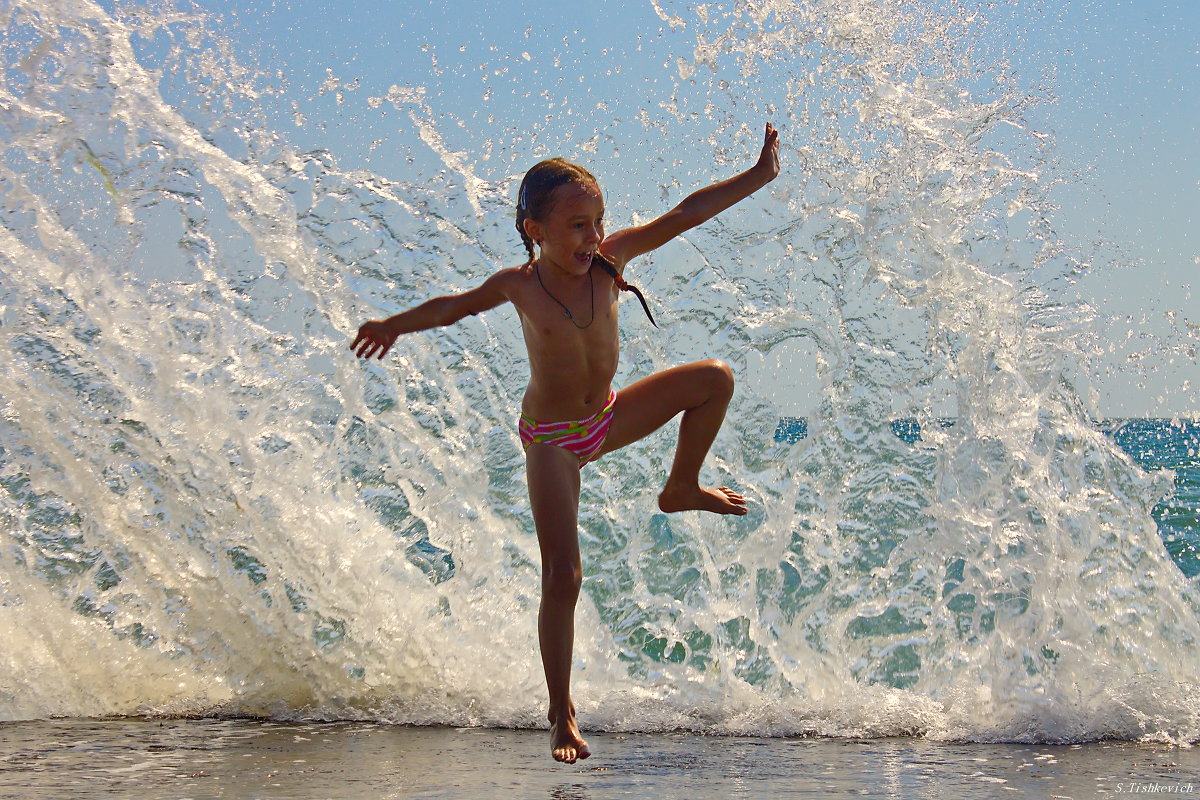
[{"xmin": 528, "ymin": 181, "xmax": 605, "ymax": 276}]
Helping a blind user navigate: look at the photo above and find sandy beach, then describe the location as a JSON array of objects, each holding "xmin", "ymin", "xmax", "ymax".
[{"xmin": 2, "ymin": 718, "xmax": 1197, "ymax": 799}]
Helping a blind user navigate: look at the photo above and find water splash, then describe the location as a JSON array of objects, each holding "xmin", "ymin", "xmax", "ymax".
[{"xmin": 1, "ymin": 0, "xmax": 1196, "ymax": 743}]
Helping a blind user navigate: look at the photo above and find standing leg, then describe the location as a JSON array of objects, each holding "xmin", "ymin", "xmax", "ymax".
[
  {"xmin": 525, "ymin": 443, "xmax": 592, "ymax": 763},
  {"xmin": 599, "ymin": 359, "xmax": 747, "ymax": 515}
]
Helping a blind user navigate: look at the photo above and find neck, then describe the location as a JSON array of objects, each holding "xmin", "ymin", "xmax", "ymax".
[{"xmin": 535, "ymin": 256, "xmax": 590, "ymax": 283}]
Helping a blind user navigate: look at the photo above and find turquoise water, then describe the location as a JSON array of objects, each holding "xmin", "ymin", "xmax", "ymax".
[
  {"xmin": 1106, "ymin": 420, "xmax": 1200, "ymax": 578},
  {"xmin": 775, "ymin": 417, "xmax": 1200, "ymax": 578}
]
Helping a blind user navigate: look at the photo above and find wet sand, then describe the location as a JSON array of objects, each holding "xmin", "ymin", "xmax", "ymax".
[{"xmin": 1, "ymin": 718, "xmax": 1197, "ymax": 799}]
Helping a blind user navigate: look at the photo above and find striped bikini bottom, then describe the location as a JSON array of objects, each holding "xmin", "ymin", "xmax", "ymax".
[{"xmin": 518, "ymin": 390, "xmax": 616, "ymax": 468}]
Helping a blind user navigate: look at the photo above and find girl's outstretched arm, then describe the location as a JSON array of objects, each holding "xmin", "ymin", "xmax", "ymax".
[
  {"xmin": 351, "ymin": 270, "xmax": 511, "ymax": 359},
  {"xmin": 602, "ymin": 122, "xmax": 779, "ymax": 267}
]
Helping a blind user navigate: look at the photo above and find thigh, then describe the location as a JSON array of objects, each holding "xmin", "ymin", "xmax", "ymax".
[
  {"xmin": 598, "ymin": 359, "xmax": 729, "ymax": 456},
  {"xmin": 525, "ymin": 442, "xmax": 583, "ymax": 562}
]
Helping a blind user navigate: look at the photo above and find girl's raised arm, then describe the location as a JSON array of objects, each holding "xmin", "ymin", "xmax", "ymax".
[
  {"xmin": 351, "ymin": 269, "xmax": 512, "ymax": 360},
  {"xmin": 601, "ymin": 122, "xmax": 779, "ymax": 269}
]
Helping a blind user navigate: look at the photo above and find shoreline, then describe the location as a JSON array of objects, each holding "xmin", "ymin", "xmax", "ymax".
[{"xmin": 2, "ymin": 718, "xmax": 1197, "ymax": 799}]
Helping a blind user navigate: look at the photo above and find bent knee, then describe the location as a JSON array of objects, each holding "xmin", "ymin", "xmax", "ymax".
[{"xmin": 702, "ymin": 358, "xmax": 735, "ymax": 396}]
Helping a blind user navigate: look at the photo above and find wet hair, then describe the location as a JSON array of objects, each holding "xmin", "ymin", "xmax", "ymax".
[{"xmin": 515, "ymin": 158, "xmax": 657, "ymax": 327}]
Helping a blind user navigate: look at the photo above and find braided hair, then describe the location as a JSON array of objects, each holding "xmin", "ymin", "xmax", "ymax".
[{"xmin": 515, "ymin": 158, "xmax": 657, "ymax": 327}]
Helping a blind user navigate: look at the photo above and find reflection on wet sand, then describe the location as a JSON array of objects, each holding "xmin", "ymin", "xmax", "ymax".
[{"xmin": 2, "ymin": 719, "xmax": 1197, "ymax": 799}]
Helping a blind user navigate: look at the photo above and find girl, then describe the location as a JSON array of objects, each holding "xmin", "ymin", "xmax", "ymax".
[{"xmin": 352, "ymin": 123, "xmax": 780, "ymax": 763}]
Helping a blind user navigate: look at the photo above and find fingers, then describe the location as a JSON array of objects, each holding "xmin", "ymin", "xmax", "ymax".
[
  {"xmin": 350, "ymin": 320, "xmax": 397, "ymax": 360},
  {"xmin": 359, "ymin": 340, "xmax": 389, "ymax": 360},
  {"xmin": 761, "ymin": 122, "xmax": 779, "ymax": 160},
  {"xmin": 350, "ymin": 330, "xmax": 392, "ymax": 360},
  {"xmin": 755, "ymin": 122, "xmax": 780, "ymax": 183},
  {"xmin": 350, "ymin": 330, "xmax": 375, "ymax": 359}
]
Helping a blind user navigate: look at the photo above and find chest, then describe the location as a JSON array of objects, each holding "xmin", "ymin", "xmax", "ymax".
[
  {"xmin": 515, "ymin": 286, "xmax": 619, "ymax": 368},
  {"xmin": 515, "ymin": 274, "xmax": 617, "ymax": 334}
]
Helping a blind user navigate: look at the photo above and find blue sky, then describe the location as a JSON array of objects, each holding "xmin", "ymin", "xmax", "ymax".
[
  {"xmin": 1033, "ymin": 3, "xmax": 1197, "ymax": 416},
  {"xmin": 201, "ymin": 0, "xmax": 1196, "ymax": 416}
]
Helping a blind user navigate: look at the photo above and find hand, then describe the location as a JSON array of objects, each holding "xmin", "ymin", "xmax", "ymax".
[
  {"xmin": 756, "ymin": 122, "xmax": 780, "ymax": 182},
  {"xmin": 351, "ymin": 319, "xmax": 398, "ymax": 360}
]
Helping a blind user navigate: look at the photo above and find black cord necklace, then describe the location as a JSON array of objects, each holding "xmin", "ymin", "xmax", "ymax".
[{"xmin": 534, "ymin": 260, "xmax": 594, "ymax": 329}]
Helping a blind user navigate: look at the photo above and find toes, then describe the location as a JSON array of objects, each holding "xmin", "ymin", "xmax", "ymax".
[{"xmin": 717, "ymin": 487, "xmax": 748, "ymax": 508}]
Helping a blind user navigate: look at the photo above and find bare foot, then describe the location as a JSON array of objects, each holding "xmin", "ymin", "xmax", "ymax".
[
  {"xmin": 548, "ymin": 707, "xmax": 591, "ymax": 764},
  {"xmin": 658, "ymin": 483, "xmax": 748, "ymax": 515}
]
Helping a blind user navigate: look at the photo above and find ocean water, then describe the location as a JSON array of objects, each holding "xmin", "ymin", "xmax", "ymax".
[
  {"xmin": 774, "ymin": 416, "xmax": 1200, "ymax": 578},
  {"xmin": 1104, "ymin": 420, "xmax": 1200, "ymax": 579},
  {"xmin": 2, "ymin": 0, "xmax": 1199, "ymax": 761}
]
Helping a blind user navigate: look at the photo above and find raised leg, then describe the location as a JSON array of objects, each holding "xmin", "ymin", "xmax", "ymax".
[
  {"xmin": 599, "ymin": 359, "xmax": 747, "ymax": 515},
  {"xmin": 525, "ymin": 442, "xmax": 592, "ymax": 764}
]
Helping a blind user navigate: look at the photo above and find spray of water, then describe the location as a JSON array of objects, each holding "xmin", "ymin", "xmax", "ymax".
[{"xmin": 1, "ymin": 0, "xmax": 1196, "ymax": 742}]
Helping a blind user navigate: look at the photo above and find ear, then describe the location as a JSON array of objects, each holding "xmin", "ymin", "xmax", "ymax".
[{"xmin": 522, "ymin": 216, "xmax": 543, "ymax": 246}]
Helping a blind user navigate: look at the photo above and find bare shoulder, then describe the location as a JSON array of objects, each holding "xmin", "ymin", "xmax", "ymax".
[
  {"xmin": 450, "ymin": 265, "xmax": 525, "ymax": 317},
  {"xmin": 601, "ymin": 222, "xmax": 670, "ymax": 274},
  {"xmin": 600, "ymin": 211, "xmax": 691, "ymax": 271},
  {"xmin": 490, "ymin": 262, "xmax": 539, "ymax": 298},
  {"xmin": 493, "ymin": 263, "xmax": 531, "ymax": 284},
  {"xmin": 598, "ymin": 234, "xmax": 633, "ymax": 275}
]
